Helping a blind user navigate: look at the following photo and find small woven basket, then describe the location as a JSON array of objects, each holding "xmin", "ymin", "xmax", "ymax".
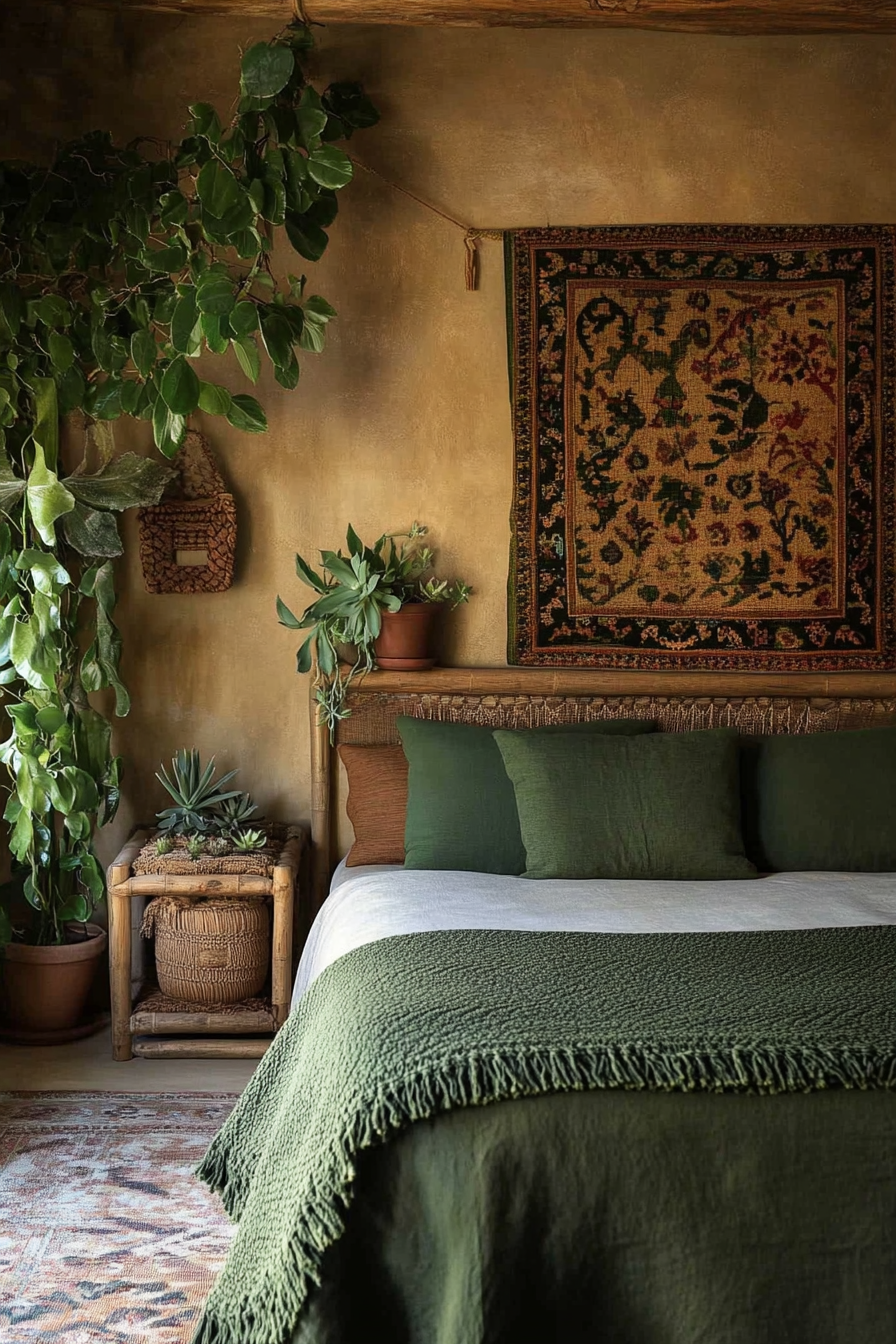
[
  {"xmin": 142, "ymin": 895, "xmax": 270, "ymax": 1006},
  {"xmin": 138, "ymin": 429, "xmax": 237, "ymax": 594}
]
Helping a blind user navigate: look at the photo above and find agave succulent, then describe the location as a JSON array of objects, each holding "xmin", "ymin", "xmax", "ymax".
[
  {"xmin": 214, "ymin": 791, "xmax": 259, "ymax": 833},
  {"xmin": 185, "ymin": 833, "xmax": 206, "ymax": 860},
  {"xmin": 156, "ymin": 749, "xmax": 242, "ymax": 835},
  {"xmin": 232, "ymin": 827, "xmax": 268, "ymax": 853}
]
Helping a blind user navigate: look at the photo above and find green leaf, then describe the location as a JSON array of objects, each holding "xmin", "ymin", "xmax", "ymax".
[
  {"xmin": 159, "ymin": 190, "xmax": 189, "ymax": 227},
  {"xmin": 196, "ymin": 273, "xmax": 236, "ymax": 317},
  {"xmin": 230, "ymin": 301, "xmax": 259, "ymax": 336},
  {"xmin": 16, "ymin": 549, "xmax": 70, "ymax": 594},
  {"xmin": 304, "ymin": 294, "xmax": 337, "ymax": 323},
  {"xmin": 285, "ymin": 213, "xmax": 328, "ymax": 262},
  {"xmin": 130, "ymin": 328, "xmax": 157, "ymax": 377},
  {"xmin": 198, "ymin": 382, "xmax": 232, "ymax": 416},
  {"xmin": 35, "ymin": 705, "xmax": 67, "ymax": 735},
  {"xmin": 48, "ymin": 331, "xmax": 75, "ymax": 371},
  {"xmin": 152, "ymin": 399, "xmax": 187, "ymax": 459},
  {"xmin": 297, "ymin": 87, "xmax": 328, "ymax": 148},
  {"xmin": 64, "ymin": 810, "xmax": 92, "ymax": 842},
  {"xmin": 160, "ymin": 356, "xmax": 201, "ymax": 415},
  {"xmin": 201, "ymin": 312, "xmax": 229, "ymax": 354},
  {"xmin": 66, "ymin": 453, "xmax": 174, "ymax": 511},
  {"xmin": 90, "ymin": 378, "xmax": 124, "ymax": 421},
  {"xmin": 26, "ymin": 442, "xmax": 76, "ymax": 547},
  {"xmin": 299, "ymin": 320, "xmax": 326, "ymax": 354},
  {"xmin": 143, "ymin": 241, "xmax": 188, "ymax": 273},
  {"xmin": 276, "ymin": 595, "xmax": 302, "ymax": 629},
  {"xmin": 0, "ymin": 453, "xmax": 25, "ymax": 514},
  {"xmin": 62, "ymin": 503, "xmax": 124, "ymax": 558},
  {"xmin": 31, "ymin": 375, "xmax": 60, "ymax": 471},
  {"xmin": 241, "ymin": 42, "xmax": 295, "ymax": 99},
  {"xmin": 57, "ymin": 365, "xmax": 86, "ymax": 416},
  {"xmin": 170, "ymin": 290, "xmax": 199, "ymax": 354},
  {"xmin": 274, "ymin": 353, "xmax": 300, "ymax": 390},
  {"xmin": 74, "ymin": 705, "xmax": 111, "ymax": 780},
  {"xmin": 260, "ymin": 311, "xmax": 295, "ymax": 369},
  {"xmin": 226, "ymin": 393, "xmax": 267, "ymax": 434},
  {"xmin": 0, "ymin": 283, "xmax": 24, "ymax": 342},
  {"xmin": 196, "ymin": 159, "xmax": 243, "ymax": 219},
  {"xmin": 306, "ymin": 145, "xmax": 353, "ymax": 190},
  {"xmin": 9, "ymin": 806, "xmax": 33, "ymax": 862},
  {"xmin": 190, "ymin": 101, "xmax": 223, "ymax": 144},
  {"xmin": 232, "ymin": 334, "xmax": 261, "ymax": 384}
]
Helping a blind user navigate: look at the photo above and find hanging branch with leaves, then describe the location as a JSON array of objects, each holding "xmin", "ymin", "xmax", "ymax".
[{"xmin": 0, "ymin": 23, "xmax": 379, "ymax": 945}]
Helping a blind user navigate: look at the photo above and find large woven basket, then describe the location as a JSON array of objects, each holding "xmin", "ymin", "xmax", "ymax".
[{"xmin": 142, "ymin": 896, "xmax": 270, "ymax": 1006}]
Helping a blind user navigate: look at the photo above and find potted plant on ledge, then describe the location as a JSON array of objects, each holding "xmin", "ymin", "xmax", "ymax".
[{"xmin": 277, "ymin": 522, "xmax": 471, "ymax": 736}]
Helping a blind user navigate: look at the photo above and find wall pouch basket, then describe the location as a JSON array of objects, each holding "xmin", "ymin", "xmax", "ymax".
[{"xmin": 138, "ymin": 429, "xmax": 237, "ymax": 593}]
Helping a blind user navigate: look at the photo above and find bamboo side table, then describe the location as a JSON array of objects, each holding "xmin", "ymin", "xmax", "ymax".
[{"xmin": 107, "ymin": 827, "xmax": 306, "ymax": 1061}]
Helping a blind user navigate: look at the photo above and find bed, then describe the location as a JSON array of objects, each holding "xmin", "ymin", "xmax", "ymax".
[{"xmin": 192, "ymin": 668, "xmax": 896, "ymax": 1344}]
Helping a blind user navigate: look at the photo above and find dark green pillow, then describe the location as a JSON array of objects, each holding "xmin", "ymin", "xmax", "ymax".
[
  {"xmin": 398, "ymin": 715, "xmax": 655, "ymax": 874},
  {"xmin": 741, "ymin": 726, "xmax": 896, "ymax": 872},
  {"xmin": 494, "ymin": 727, "xmax": 756, "ymax": 881}
]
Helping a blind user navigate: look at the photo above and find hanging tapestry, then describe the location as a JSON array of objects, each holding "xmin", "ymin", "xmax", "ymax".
[{"xmin": 506, "ymin": 225, "xmax": 896, "ymax": 670}]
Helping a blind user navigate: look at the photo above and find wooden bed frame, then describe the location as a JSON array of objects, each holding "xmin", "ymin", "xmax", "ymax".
[{"xmin": 309, "ymin": 667, "xmax": 896, "ymax": 912}]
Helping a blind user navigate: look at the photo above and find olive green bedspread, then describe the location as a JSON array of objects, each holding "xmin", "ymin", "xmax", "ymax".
[{"xmin": 192, "ymin": 926, "xmax": 896, "ymax": 1344}]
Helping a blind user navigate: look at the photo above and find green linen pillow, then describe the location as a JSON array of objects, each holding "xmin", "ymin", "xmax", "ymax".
[
  {"xmin": 741, "ymin": 726, "xmax": 896, "ymax": 872},
  {"xmin": 494, "ymin": 727, "xmax": 756, "ymax": 881},
  {"xmin": 398, "ymin": 715, "xmax": 655, "ymax": 875}
]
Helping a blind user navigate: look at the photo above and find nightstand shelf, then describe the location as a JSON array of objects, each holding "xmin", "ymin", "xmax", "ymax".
[{"xmin": 108, "ymin": 826, "xmax": 307, "ymax": 1061}]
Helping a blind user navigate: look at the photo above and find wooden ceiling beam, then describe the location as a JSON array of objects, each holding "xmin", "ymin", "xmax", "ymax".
[{"xmin": 60, "ymin": 0, "xmax": 896, "ymax": 33}]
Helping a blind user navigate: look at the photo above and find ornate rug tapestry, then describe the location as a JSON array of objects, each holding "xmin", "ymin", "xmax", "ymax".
[
  {"xmin": 506, "ymin": 225, "xmax": 896, "ymax": 669},
  {"xmin": 0, "ymin": 1092, "xmax": 237, "ymax": 1343}
]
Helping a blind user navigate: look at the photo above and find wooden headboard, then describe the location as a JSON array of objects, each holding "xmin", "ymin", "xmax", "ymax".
[{"xmin": 309, "ymin": 667, "xmax": 896, "ymax": 910}]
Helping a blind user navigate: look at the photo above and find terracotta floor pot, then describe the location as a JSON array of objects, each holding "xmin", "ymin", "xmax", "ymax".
[
  {"xmin": 374, "ymin": 604, "xmax": 441, "ymax": 670},
  {"xmin": 1, "ymin": 925, "xmax": 108, "ymax": 1035}
]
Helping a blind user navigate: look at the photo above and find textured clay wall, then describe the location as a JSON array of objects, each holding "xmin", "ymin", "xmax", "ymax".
[{"xmin": 1, "ymin": 6, "xmax": 895, "ymax": 862}]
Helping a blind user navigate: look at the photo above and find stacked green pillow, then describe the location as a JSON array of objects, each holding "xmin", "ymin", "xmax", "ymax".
[
  {"xmin": 741, "ymin": 725, "xmax": 896, "ymax": 872},
  {"xmin": 494, "ymin": 726, "xmax": 755, "ymax": 881},
  {"xmin": 398, "ymin": 714, "xmax": 896, "ymax": 878},
  {"xmin": 397, "ymin": 715, "xmax": 655, "ymax": 875}
]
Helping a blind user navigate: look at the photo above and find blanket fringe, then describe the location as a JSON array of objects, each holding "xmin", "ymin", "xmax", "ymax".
[{"xmin": 192, "ymin": 1040, "xmax": 896, "ymax": 1344}]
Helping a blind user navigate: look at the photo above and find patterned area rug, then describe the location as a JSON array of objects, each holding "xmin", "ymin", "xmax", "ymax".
[
  {"xmin": 506, "ymin": 224, "xmax": 896, "ymax": 669},
  {"xmin": 0, "ymin": 1092, "xmax": 236, "ymax": 1343}
]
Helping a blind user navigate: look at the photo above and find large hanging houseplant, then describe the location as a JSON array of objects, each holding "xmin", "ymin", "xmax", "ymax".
[{"xmin": 0, "ymin": 21, "xmax": 378, "ymax": 958}]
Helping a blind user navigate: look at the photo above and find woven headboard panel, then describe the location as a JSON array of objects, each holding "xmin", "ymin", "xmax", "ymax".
[{"xmin": 309, "ymin": 668, "xmax": 896, "ymax": 909}]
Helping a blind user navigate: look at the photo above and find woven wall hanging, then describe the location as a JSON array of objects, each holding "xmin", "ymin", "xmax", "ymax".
[{"xmin": 138, "ymin": 429, "xmax": 237, "ymax": 594}]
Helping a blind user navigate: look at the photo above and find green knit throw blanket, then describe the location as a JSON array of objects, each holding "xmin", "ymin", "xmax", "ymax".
[{"xmin": 193, "ymin": 925, "xmax": 896, "ymax": 1344}]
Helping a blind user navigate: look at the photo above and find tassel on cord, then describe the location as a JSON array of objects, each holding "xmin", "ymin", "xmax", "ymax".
[{"xmin": 347, "ymin": 155, "xmax": 503, "ymax": 290}]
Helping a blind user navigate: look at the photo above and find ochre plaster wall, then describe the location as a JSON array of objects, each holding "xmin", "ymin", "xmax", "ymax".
[{"xmin": 1, "ymin": 6, "xmax": 895, "ymax": 863}]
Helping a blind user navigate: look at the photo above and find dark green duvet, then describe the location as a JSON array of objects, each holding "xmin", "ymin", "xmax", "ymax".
[{"xmin": 193, "ymin": 925, "xmax": 896, "ymax": 1344}]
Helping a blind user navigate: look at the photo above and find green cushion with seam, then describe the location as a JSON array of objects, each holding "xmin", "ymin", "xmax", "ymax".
[{"xmin": 495, "ymin": 727, "xmax": 756, "ymax": 881}]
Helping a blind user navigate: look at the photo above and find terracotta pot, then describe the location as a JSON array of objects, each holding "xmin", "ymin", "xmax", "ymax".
[
  {"xmin": 374, "ymin": 604, "xmax": 441, "ymax": 670},
  {"xmin": 1, "ymin": 924, "xmax": 108, "ymax": 1036}
]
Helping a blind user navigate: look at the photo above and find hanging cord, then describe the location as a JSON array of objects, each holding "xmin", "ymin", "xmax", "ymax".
[{"xmin": 347, "ymin": 154, "xmax": 502, "ymax": 291}]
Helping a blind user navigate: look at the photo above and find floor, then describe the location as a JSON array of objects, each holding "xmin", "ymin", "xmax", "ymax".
[{"xmin": 0, "ymin": 1025, "xmax": 259, "ymax": 1092}]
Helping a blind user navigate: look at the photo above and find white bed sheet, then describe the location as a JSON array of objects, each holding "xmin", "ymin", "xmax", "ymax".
[{"xmin": 290, "ymin": 861, "xmax": 896, "ymax": 1009}]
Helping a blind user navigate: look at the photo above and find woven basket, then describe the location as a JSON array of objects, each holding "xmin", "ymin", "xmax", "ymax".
[
  {"xmin": 142, "ymin": 896, "xmax": 270, "ymax": 1006},
  {"xmin": 138, "ymin": 430, "xmax": 237, "ymax": 594}
]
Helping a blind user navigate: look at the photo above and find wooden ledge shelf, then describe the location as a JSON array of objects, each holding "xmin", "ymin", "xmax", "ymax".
[
  {"xmin": 133, "ymin": 1038, "xmax": 271, "ymax": 1059},
  {"xmin": 130, "ymin": 988, "xmax": 277, "ymax": 1036}
]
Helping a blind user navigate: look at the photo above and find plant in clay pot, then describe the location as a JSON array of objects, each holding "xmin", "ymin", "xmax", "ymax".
[
  {"xmin": 277, "ymin": 522, "xmax": 471, "ymax": 736},
  {"xmin": 0, "ymin": 22, "xmax": 378, "ymax": 1036}
]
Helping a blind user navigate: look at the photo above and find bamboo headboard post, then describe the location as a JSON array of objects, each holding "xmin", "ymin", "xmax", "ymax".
[{"xmin": 309, "ymin": 681, "xmax": 332, "ymax": 916}]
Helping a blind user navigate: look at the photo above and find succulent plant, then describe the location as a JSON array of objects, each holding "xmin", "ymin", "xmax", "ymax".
[
  {"xmin": 213, "ymin": 791, "xmax": 259, "ymax": 833},
  {"xmin": 206, "ymin": 835, "xmax": 231, "ymax": 858},
  {"xmin": 184, "ymin": 834, "xmax": 206, "ymax": 860},
  {"xmin": 155, "ymin": 749, "xmax": 242, "ymax": 835},
  {"xmin": 154, "ymin": 836, "xmax": 174, "ymax": 856},
  {"xmin": 232, "ymin": 827, "xmax": 268, "ymax": 853}
]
